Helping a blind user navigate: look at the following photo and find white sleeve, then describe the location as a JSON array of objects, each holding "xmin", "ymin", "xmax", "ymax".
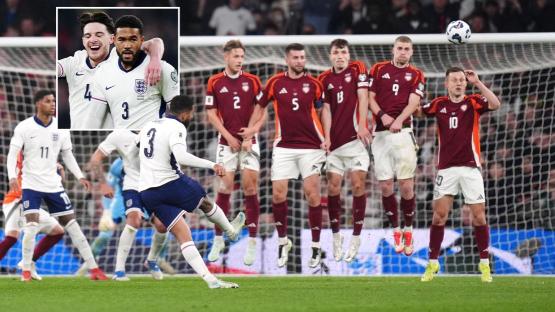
[
  {"xmin": 61, "ymin": 149, "xmax": 85, "ymax": 180},
  {"xmin": 171, "ymin": 144, "xmax": 215, "ymax": 169},
  {"xmin": 160, "ymin": 62, "xmax": 179, "ymax": 103},
  {"xmin": 10, "ymin": 124, "xmax": 24, "ymax": 149},
  {"xmin": 98, "ymin": 132, "xmax": 117, "ymax": 156},
  {"xmin": 168, "ymin": 122, "xmax": 215, "ymax": 169},
  {"xmin": 60, "ymin": 131, "xmax": 73, "ymax": 151},
  {"xmin": 6, "ymin": 143, "xmax": 21, "ymax": 180},
  {"xmin": 57, "ymin": 56, "xmax": 73, "ymax": 78}
]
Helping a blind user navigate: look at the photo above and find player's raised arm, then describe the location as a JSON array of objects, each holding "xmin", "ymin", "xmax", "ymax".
[
  {"xmin": 142, "ymin": 37, "xmax": 165, "ymax": 86},
  {"xmin": 465, "ymin": 70, "xmax": 501, "ymax": 111}
]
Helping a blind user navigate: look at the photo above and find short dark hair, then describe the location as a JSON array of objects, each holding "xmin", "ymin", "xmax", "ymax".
[
  {"xmin": 329, "ymin": 38, "xmax": 349, "ymax": 52},
  {"xmin": 445, "ymin": 66, "xmax": 465, "ymax": 77},
  {"xmin": 223, "ymin": 40, "xmax": 245, "ymax": 53},
  {"xmin": 394, "ymin": 35, "xmax": 413, "ymax": 45},
  {"xmin": 115, "ymin": 15, "xmax": 144, "ymax": 34},
  {"xmin": 169, "ymin": 95, "xmax": 194, "ymax": 115},
  {"xmin": 79, "ymin": 12, "xmax": 115, "ymax": 34},
  {"xmin": 285, "ymin": 43, "xmax": 304, "ymax": 55},
  {"xmin": 34, "ymin": 90, "xmax": 54, "ymax": 103}
]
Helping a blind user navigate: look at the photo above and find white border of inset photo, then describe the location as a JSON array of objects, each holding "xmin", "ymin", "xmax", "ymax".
[{"xmin": 56, "ymin": 7, "xmax": 180, "ymax": 130}]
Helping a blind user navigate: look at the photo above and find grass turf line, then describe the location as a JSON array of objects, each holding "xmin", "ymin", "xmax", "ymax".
[{"xmin": 0, "ymin": 276, "xmax": 553, "ymax": 312}]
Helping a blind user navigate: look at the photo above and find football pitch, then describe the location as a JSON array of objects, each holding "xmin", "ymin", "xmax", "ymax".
[{"xmin": 1, "ymin": 276, "xmax": 554, "ymax": 311}]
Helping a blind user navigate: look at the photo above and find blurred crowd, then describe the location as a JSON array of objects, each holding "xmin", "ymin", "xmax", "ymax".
[{"xmin": 1, "ymin": 0, "xmax": 554, "ymax": 37}]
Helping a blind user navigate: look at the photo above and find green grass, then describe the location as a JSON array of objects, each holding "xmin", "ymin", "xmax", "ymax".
[{"xmin": 1, "ymin": 276, "xmax": 554, "ymax": 312}]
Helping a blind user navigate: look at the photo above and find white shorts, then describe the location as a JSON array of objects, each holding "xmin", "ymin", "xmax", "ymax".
[
  {"xmin": 433, "ymin": 166, "xmax": 486, "ymax": 204},
  {"xmin": 216, "ymin": 143, "xmax": 260, "ymax": 172},
  {"xmin": 326, "ymin": 140, "xmax": 370, "ymax": 176},
  {"xmin": 271, "ymin": 147, "xmax": 326, "ymax": 181},
  {"xmin": 2, "ymin": 201, "xmax": 59, "ymax": 234},
  {"xmin": 371, "ymin": 128, "xmax": 417, "ymax": 181}
]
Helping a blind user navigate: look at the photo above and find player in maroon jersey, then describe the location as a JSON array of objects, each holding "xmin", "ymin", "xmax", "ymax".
[
  {"xmin": 420, "ymin": 67, "xmax": 500, "ymax": 282},
  {"xmin": 318, "ymin": 39, "xmax": 371, "ymax": 263},
  {"xmin": 368, "ymin": 36, "xmax": 425, "ymax": 256},
  {"xmin": 204, "ymin": 40, "xmax": 266, "ymax": 266},
  {"xmin": 248, "ymin": 43, "xmax": 327, "ymax": 268}
]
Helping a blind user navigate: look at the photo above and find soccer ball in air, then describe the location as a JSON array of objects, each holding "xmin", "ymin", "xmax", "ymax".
[{"xmin": 446, "ymin": 20, "xmax": 471, "ymax": 44}]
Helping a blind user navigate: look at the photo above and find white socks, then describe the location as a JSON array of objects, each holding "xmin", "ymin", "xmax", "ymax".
[
  {"xmin": 147, "ymin": 231, "xmax": 168, "ymax": 261},
  {"xmin": 65, "ymin": 220, "xmax": 98, "ymax": 270},
  {"xmin": 115, "ymin": 224, "xmax": 138, "ymax": 272},
  {"xmin": 205, "ymin": 203, "xmax": 233, "ymax": 233},
  {"xmin": 22, "ymin": 222, "xmax": 39, "ymax": 270},
  {"xmin": 181, "ymin": 241, "xmax": 217, "ymax": 284}
]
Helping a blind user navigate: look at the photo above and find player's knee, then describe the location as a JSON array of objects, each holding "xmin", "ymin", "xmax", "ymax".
[
  {"xmin": 49, "ymin": 225, "xmax": 64, "ymax": 236},
  {"xmin": 399, "ymin": 183, "xmax": 414, "ymax": 198},
  {"xmin": 153, "ymin": 222, "xmax": 167, "ymax": 233},
  {"xmin": 57, "ymin": 214, "xmax": 74, "ymax": 226},
  {"xmin": 472, "ymin": 212, "xmax": 487, "ymax": 226},
  {"xmin": 432, "ymin": 213, "xmax": 447, "ymax": 226},
  {"xmin": 242, "ymin": 183, "xmax": 257, "ymax": 196},
  {"xmin": 305, "ymin": 191, "xmax": 321, "ymax": 207},
  {"xmin": 199, "ymin": 199, "xmax": 213, "ymax": 213},
  {"xmin": 380, "ymin": 181, "xmax": 394, "ymax": 196},
  {"xmin": 273, "ymin": 192, "xmax": 287, "ymax": 203},
  {"xmin": 351, "ymin": 182, "xmax": 366, "ymax": 197},
  {"xmin": 126, "ymin": 213, "xmax": 141, "ymax": 228},
  {"xmin": 327, "ymin": 178, "xmax": 341, "ymax": 196}
]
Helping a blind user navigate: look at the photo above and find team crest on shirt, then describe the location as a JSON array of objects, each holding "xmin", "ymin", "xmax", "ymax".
[
  {"xmin": 302, "ymin": 83, "xmax": 310, "ymax": 94},
  {"xmin": 52, "ymin": 133, "xmax": 59, "ymax": 141},
  {"xmin": 461, "ymin": 104, "xmax": 467, "ymax": 111},
  {"xmin": 135, "ymin": 79, "xmax": 147, "ymax": 95},
  {"xmin": 358, "ymin": 73, "xmax": 367, "ymax": 82},
  {"xmin": 242, "ymin": 82, "xmax": 249, "ymax": 92},
  {"xmin": 345, "ymin": 73, "xmax": 352, "ymax": 83},
  {"xmin": 404, "ymin": 72, "xmax": 413, "ymax": 81}
]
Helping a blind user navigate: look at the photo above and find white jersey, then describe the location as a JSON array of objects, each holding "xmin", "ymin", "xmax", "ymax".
[
  {"xmin": 138, "ymin": 117, "xmax": 187, "ymax": 191},
  {"xmin": 57, "ymin": 48, "xmax": 117, "ymax": 129},
  {"xmin": 91, "ymin": 52, "xmax": 179, "ymax": 130},
  {"xmin": 9, "ymin": 116, "xmax": 74, "ymax": 193},
  {"xmin": 98, "ymin": 130, "xmax": 140, "ymax": 191}
]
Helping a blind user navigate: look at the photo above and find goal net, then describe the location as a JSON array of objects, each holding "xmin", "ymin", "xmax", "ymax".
[{"xmin": 1, "ymin": 34, "xmax": 554, "ymax": 276}]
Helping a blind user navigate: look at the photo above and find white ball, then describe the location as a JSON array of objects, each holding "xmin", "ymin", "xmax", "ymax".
[{"xmin": 446, "ymin": 20, "xmax": 471, "ymax": 44}]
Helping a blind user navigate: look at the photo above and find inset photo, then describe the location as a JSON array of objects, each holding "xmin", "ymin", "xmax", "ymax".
[{"xmin": 57, "ymin": 7, "xmax": 179, "ymax": 129}]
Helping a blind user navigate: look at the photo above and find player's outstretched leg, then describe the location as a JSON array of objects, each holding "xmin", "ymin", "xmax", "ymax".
[
  {"xmin": 172, "ymin": 218, "xmax": 238, "ymax": 289},
  {"xmin": 200, "ymin": 199, "xmax": 245, "ymax": 242},
  {"xmin": 23, "ymin": 224, "xmax": 65, "ymax": 281}
]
